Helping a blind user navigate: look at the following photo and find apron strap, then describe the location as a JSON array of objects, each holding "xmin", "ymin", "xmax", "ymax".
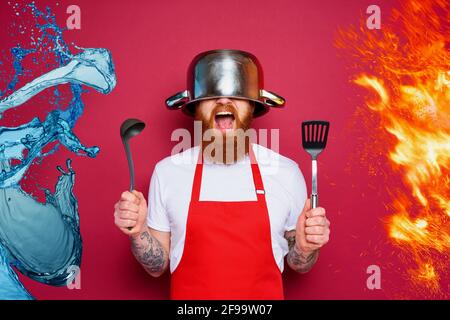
[
  {"xmin": 191, "ymin": 160, "xmax": 203, "ymax": 202},
  {"xmin": 249, "ymin": 146, "xmax": 266, "ymax": 200},
  {"xmin": 191, "ymin": 145, "xmax": 266, "ymax": 202}
]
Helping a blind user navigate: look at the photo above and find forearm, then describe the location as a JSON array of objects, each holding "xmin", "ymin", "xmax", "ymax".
[
  {"xmin": 286, "ymin": 236, "xmax": 319, "ymax": 273},
  {"xmin": 130, "ymin": 226, "xmax": 169, "ymax": 277}
]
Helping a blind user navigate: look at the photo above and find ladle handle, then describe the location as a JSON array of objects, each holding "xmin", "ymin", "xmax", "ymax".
[
  {"xmin": 123, "ymin": 140, "xmax": 135, "ymax": 231},
  {"xmin": 124, "ymin": 142, "xmax": 135, "ymax": 192}
]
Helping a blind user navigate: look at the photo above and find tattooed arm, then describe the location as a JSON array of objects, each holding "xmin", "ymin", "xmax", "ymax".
[
  {"xmin": 130, "ymin": 226, "xmax": 170, "ymax": 277},
  {"xmin": 114, "ymin": 190, "xmax": 170, "ymax": 278},
  {"xmin": 284, "ymin": 199, "xmax": 331, "ymax": 273},
  {"xmin": 285, "ymin": 230, "xmax": 319, "ymax": 273}
]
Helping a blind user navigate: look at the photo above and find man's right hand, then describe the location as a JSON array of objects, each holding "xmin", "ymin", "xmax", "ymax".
[{"xmin": 114, "ymin": 190, "xmax": 148, "ymax": 235}]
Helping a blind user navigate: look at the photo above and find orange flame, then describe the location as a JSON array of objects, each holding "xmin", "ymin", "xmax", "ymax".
[{"xmin": 336, "ymin": 0, "xmax": 449, "ymax": 297}]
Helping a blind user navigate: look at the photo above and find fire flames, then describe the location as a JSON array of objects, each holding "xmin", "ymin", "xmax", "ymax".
[{"xmin": 336, "ymin": 0, "xmax": 449, "ymax": 297}]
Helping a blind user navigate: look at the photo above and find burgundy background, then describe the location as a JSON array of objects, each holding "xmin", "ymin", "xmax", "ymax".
[{"xmin": 0, "ymin": 0, "xmax": 407, "ymax": 299}]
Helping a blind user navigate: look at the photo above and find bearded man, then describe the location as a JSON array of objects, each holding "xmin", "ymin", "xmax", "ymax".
[{"xmin": 113, "ymin": 49, "xmax": 331, "ymax": 300}]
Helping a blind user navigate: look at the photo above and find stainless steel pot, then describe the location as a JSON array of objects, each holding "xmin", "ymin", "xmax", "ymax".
[{"xmin": 165, "ymin": 49, "xmax": 285, "ymax": 117}]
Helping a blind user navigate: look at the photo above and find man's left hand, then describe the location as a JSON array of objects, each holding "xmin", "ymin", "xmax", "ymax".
[{"xmin": 295, "ymin": 198, "xmax": 331, "ymax": 254}]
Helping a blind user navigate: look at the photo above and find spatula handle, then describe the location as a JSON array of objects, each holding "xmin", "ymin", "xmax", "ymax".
[
  {"xmin": 311, "ymin": 194, "xmax": 318, "ymax": 209},
  {"xmin": 311, "ymin": 159, "xmax": 318, "ymax": 208}
]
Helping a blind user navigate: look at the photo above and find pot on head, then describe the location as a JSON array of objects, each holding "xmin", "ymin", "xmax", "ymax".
[{"xmin": 165, "ymin": 49, "xmax": 286, "ymax": 117}]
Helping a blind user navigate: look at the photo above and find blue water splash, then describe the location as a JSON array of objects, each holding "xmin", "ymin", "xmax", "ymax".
[
  {"xmin": 0, "ymin": 47, "xmax": 116, "ymax": 122},
  {"xmin": 0, "ymin": 242, "xmax": 33, "ymax": 299},
  {"xmin": 7, "ymin": 46, "xmax": 36, "ymax": 93},
  {"xmin": 0, "ymin": 3, "xmax": 116, "ymax": 299}
]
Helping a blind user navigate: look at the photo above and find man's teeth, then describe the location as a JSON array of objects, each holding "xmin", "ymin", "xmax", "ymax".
[{"xmin": 216, "ymin": 111, "xmax": 233, "ymax": 116}]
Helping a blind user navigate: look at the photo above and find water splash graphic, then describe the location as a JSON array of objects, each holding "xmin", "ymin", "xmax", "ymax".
[{"xmin": 0, "ymin": 3, "xmax": 116, "ymax": 299}]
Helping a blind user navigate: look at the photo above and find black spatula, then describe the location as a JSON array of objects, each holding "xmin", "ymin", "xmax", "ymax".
[{"xmin": 301, "ymin": 120, "xmax": 330, "ymax": 208}]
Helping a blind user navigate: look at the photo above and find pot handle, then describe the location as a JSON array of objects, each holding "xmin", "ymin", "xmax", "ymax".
[
  {"xmin": 165, "ymin": 90, "xmax": 190, "ymax": 109},
  {"xmin": 260, "ymin": 89, "xmax": 285, "ymax": 107}
]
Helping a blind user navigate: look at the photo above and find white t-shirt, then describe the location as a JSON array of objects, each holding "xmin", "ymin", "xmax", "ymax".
[{"xmin": 147, "ymin": 143, "xmax": 307, "ymax": 273}]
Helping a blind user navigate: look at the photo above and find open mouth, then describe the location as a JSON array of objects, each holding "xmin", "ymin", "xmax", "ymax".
[{"xmin": 214, "ymin": 111, "xmax": 235, "ymax": 132}]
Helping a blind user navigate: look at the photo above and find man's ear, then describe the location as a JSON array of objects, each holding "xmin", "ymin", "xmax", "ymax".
[
  {"xmin": 250, "ymin": 101, "xmax": 257, "ymax": 115},
  {"xmin": 193, "ymin": 101, "xmax": 201, "ymax": 119}
]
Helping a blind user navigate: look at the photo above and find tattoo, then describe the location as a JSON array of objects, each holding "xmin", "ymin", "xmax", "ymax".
[
  {"xmin": 130, "ymin": 230, "xmax": 167, "ymax": 274},
  {"xmin": 286, "ymin": 234, "xmax": 319, "ymax": 273},
  {"xmin": 287, "ymin": 234, "xmax": 296, "ymax": 249}
]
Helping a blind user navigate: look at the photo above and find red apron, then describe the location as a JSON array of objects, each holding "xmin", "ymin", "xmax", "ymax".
[{"xmin": 170, "ymin": 147, "xmax": 284, "ymax": 300}]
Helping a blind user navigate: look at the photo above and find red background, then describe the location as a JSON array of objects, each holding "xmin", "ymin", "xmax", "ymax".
[{"xmin": 0, "ymin": 0, "xmax": 405, "ymax": 299}]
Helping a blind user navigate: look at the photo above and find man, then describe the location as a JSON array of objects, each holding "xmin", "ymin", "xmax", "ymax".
[{"xmin": 114, "ymin": 49, "xmax": 331, "ymax": 299}]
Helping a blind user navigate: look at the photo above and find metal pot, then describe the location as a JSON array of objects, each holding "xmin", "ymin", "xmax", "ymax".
[{"xmin": 165, "ymin": 49, "xmax": 285, "ymax": 117}]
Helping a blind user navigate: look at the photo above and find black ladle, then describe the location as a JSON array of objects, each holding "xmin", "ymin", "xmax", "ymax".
[{"xmin": 120, "ymin": 118, "xmax": 145, "ymax": 230}]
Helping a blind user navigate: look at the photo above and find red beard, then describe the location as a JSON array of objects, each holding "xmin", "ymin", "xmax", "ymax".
[{"xmin": 195, "ymin": 102, "xmax": 254, "ymax": 164}]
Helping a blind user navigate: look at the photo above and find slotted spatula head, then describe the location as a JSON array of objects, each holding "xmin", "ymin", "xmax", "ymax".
[{"xmin": 302, "ymin": 120, "xmax": 330, "ymax": 160}]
